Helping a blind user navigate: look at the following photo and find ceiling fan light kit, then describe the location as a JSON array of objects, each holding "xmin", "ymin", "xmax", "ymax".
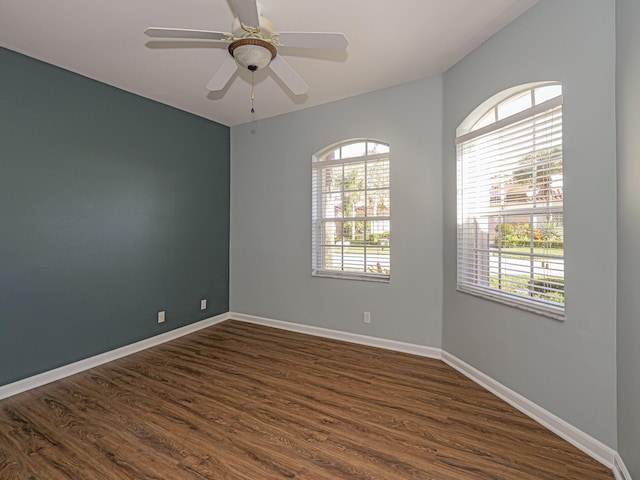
[
  {"xmin": 228, "ymin": 38, "xmax": 276, "ymax": 72},
  {"xmin": 144, "ymin": 0, "xmax": 348, "ymax": 101}
]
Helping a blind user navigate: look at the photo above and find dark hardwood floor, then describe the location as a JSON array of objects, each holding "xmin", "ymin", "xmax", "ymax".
[{"xmin": 0, "ymin": 320, "xmax": 613, "ymax": 479}]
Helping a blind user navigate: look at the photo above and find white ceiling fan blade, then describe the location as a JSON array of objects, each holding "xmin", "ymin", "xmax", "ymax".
[
  {"xmin": 276, "ymin": 32, "xmax": 349, "ymax": 50},
  {"xmin": 269, "ymin": 56, "xmax": 308, "ymax": 95},
  {"xmin": 206, "ymin": 56, "xmax": 238, "ymax": 91},
  {"xmin": 229, "ymin": 0, "xmax": 260, "ymax": 27},
  {"xmin": 145, "ymin": 27, "xmax": 228, "ymax": 41}
]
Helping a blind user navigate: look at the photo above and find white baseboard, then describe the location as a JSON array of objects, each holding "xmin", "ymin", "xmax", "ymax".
[
  {"xmin": 613, "ymin": 453, "xmax": 633, "ymax": 480},
  {"xmin": 230, "ymin": 312, "xmax": 442, "ymax": 359},
  {"xmin": 441, "ymin": 351, "xmax": 617, "ymax": 470},
  {"xmin": 0, "ymin": 312, "xmax": 230, "ymax": 400}
]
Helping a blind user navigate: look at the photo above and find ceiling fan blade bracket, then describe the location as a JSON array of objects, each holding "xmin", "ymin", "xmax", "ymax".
[{"xmin": 239, "ymin": 23, "xmax": 261, "ymax": 36}]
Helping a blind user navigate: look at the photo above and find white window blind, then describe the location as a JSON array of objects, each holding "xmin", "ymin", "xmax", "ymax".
[
  {"xmin": 457, "ymin": 89, "xmax": 564, "ymax": 319},
  {"xmin": 312, "ymin": 140, "xmax": 390, "ymax": 281}
]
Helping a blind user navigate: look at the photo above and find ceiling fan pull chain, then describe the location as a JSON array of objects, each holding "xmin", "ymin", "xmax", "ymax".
[{"xmin": 251, "ymin": 71, "xmax": 256, "ymax": 113}]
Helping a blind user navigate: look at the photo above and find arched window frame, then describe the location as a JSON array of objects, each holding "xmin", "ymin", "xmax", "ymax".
[
  {"xmin": 312, "ymin": 139, "xmax": 390, "ymax": 282},
  {"xmin": 456, "ymin": 83, "xmax": 564, "ymax": 319}
]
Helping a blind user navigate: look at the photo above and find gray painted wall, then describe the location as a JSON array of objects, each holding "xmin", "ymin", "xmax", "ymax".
[
  {"xmin": 230, "ymin": 78, "xmax": 443, "ymax": 346},
  {"xmin": 616, "ymin": 0, "xmax": 640, "ymax": 474},
  {"xmin": 442, "ymin": 0, "xmax": 617, "ymax": 447},
  {"xmin": 0, "ymin": 48, "xmax": 230, "ymax": 386}
]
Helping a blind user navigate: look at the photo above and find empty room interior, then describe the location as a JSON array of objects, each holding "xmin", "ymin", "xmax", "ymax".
[{"xmin": 1, "ymin": 0, "xmax": 638, "ymax": 478}]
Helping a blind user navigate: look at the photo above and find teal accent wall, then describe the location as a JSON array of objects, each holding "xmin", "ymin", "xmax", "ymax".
[{"xmin": 0, "ymin": 47, "xmax": 230, "ymax": 386}]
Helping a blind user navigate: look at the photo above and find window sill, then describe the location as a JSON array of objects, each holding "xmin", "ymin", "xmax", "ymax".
[
  {"xmin": 457, "ymin": 285, "xmax": 565, "ymax": 321},
  {"xmin": 313, "ymin": 271, "xmax": 390, "ymax": 283}
]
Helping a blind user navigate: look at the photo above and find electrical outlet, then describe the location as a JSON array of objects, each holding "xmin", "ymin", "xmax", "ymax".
[
  {"xmin": 157, "ymin": 311, "xmax": 165, "ymax": 323},
  {"xmin": 363, "ymin": 312, "xmax": 371, "ymax": 324},
  {"xmin": 200, "ymin": 299, "xmax": 207, "ymax": 310}
]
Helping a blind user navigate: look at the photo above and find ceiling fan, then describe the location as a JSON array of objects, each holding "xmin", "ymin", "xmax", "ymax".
[{"xmin": 144, "ymin": 0, "xmax": 349, "ymax": 97}]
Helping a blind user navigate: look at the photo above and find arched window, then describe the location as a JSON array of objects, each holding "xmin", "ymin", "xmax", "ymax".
[
  {"xmin": 456, "ymin": 83, "xmax": 564, "ymax": 318},
  {"xmin": 312, "ymin": 139, "xmax": 390, "ymax": 281}
]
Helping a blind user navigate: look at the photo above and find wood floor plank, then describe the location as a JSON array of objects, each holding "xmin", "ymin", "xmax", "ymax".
[{"xmin": 0, "ymin": 320, "xmax": 613, "ymax": 479}]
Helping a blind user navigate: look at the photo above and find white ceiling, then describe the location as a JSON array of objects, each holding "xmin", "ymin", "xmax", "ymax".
[{"xmin": 0, "ymin": 0, "xmax": 538, "ymax": 127}]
